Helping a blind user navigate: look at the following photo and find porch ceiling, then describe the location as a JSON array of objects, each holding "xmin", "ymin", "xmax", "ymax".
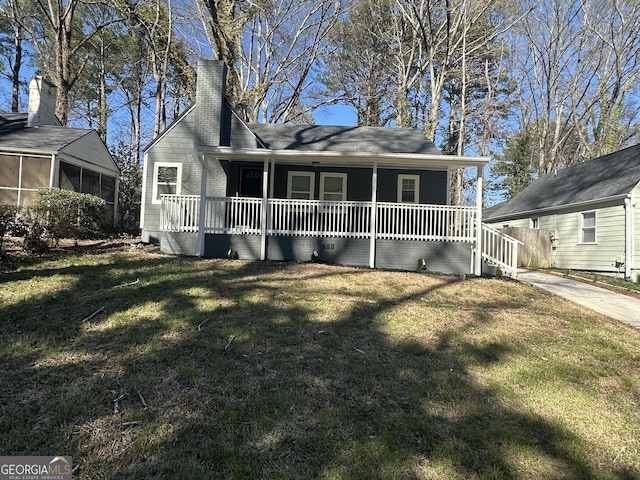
[{"xmin": 200, "ymin": 145, "xmax": 490, "ymax": 170}]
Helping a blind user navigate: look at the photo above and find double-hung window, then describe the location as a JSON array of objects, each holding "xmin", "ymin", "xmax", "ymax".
[
  {"xmin": 580, "ymin": 211, "xmax": 597, "ymax": 244},
  {"xmin": 152, "ymin": 162, "xmax": 182, "ymax": 203},
  {"xmin": 287, "ymin": 171, "xmax": 314, "ymax": 199},
  {"xmin": 397, "ymin": 174, "xmax": 420, "ymax": 203},
  {"xmin": 320, "ymin": 173, "xmax": 347, "ymax": 201}
]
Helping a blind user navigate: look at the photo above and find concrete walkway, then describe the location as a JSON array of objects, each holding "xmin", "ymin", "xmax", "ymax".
[{"xmin": 518, "ymin": 269, "xmax": 640, "ymax": 330}]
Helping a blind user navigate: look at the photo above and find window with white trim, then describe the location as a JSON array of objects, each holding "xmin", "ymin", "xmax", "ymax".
[
  {"xmin": 320, "ymin": 172, "xmax": 347, "ymax": 201},
  {"xmin": 397, "ymin": 174, "xmax": 420, "ymax": 203},
  {"xmin": 152, "ymin": 162, "xmax": 182, "ymax": 203},
  {"xmin": 287, "ymin": 171, "xmax": 314, "ymax": 199},
  {"xmin": 580, "ymin": 211, "xmax": 596, "ymax": 243},
  {"xmin": 530, "ymin": 217, "xmax": 539, "ymax": 229}
]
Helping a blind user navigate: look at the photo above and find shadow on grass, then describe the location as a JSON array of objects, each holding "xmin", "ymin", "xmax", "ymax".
[{"xmin": 0, "ymin": 248, "xmax": 637, "ymax": 479}]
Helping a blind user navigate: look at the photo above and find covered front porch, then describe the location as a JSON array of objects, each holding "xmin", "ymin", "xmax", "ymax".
[
  {"xmin": 159, "ymin": 193, "xmax": 519, "ymax": 279},
  {"xmin": 154, "ymin": 145, "xmax": 519, "ymax": 278}
]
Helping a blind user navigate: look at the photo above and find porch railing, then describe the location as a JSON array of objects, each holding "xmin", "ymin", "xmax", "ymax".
[
  {"xmin": 160, "ymin": 195, "xmax": 519, "ymax": 278},
  {"xmin": 160, "ymin": 195, "xmax": 478, "ymax": 243},
  {"xmin": 269, "ymin": 199, "xmax": 371, "ymax": 238},
  {"xmin": 204, "ymin": 196, "xmax": 263, "ymax": 234},
  {"xmin": 160, "ymin": 195, "xmax": 200, "ymax": 232},
  {"xmin": 377, "ymin": 202, "xmax": 476, "ymax": 242},
  {"xmin": 481, "ymin": 223, "xmax": 521, "ymax": 279}
]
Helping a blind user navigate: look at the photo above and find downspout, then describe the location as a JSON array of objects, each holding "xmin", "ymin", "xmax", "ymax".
[
  {"xmin": 624, "ymin": 194, "xmax": 633, "ymax": 280},
  {"xmin": 260, "ymin": 158, "xmax": 269, "ymax": 261},
  {"xmin": 196, "ymin": 152, "xmax": 207, "ymax": 257},
  {"xmin": 369, "ymin": 161, "xmax": 378, "ymax": 268},
  {"xmin": 475, "ymin": 165, "xmax": 484, "ymax": 276}
]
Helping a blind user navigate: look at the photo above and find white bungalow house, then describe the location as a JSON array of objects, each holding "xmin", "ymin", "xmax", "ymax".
[
  {"xmin": 0, "ymin": 76, "xmax": 119, "ymax": 225},
  {"xmin": 141, "ymin": 60, "xmax": 519, "ymax": 277},
  {"xmin": 485, "ymin": 144, "xmax": 640, "ymax": 281}
]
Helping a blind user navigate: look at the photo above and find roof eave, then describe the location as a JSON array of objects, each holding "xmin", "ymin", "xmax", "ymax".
[
  {"xmin": 485, "ymin": 192, "xmax": 631, "ymax": 222},
  {"xmin": 200, "ymin": 145, "xmax": 490, "ymax": 169},
  {"xmin": 0, "ymin": 146, "xmax": 57, "ymax": 156},
  {"xmin": 144, "ymin": 104, "xmax": 196, "ymax": 152}
]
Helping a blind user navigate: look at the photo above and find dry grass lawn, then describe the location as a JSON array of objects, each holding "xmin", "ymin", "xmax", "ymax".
[{"xmin": 1, "ymin": 241, "xmax": 639, "ymax": 479}]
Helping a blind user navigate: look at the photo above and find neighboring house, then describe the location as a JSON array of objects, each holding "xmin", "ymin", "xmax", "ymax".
[
  {"xmin": 485, "ymin": 144, "xmax": 640, "ymax": 281},
  {"xmin": 141, "ymin": 60, "xmax": 518, "ymax": 277},
  {"xmin": 0, "ymin": 76, "xmax": 119, "ymax": 225}
]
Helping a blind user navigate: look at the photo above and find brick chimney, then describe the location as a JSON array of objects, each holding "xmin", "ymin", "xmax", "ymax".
[
  {"xmin": 27, "ymin": 76, "xmax": 59, "ymax": 127},
  {"xmin": 195, "ymin": 60, "xmax": 227, "ymax": 147}
]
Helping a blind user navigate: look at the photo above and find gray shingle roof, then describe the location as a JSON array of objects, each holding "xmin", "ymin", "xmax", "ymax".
[
  {"xmin": 0, "ymin": 113, "xmax": 91, "ymax": 153},
  {"xmin": 248, "ymin": 124, "xmax": 440, "ymax": 155},
  {"xmin": 485, "ymin": 144, "xmax": 640, "ymax": 220}
]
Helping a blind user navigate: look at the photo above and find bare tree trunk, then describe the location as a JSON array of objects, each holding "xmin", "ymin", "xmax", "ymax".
[
  {"xmin": 145, "ymin": 0, "xmax": 173, "ymax": 138},
  {"xmin": 198, "ymin": 0, "xmax": 343, "ymax": 123},
  {"xmin": 10, "ymin": 23, "xmax": 23, "ymax": 112},
  {"xmin": 16, "ymin": 0, "xmax": 124, "ymax": 125},
  {"xmin": 198, "ymin": 0, "xmax": 246, "ymax": 110},
  {"xmin": 98, "ymin": 38, "xmax": 108, "ymax": 142}
]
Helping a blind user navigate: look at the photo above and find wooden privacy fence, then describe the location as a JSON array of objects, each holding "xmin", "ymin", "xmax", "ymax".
[{"xmin": 500, "ymin": 227, "xmax": 552, "ymax": 268}]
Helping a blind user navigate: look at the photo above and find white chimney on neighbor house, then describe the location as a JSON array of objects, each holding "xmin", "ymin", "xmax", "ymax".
[{"xmin": 27, "ymin": 76, "xmax": 59, "ymax": 127}]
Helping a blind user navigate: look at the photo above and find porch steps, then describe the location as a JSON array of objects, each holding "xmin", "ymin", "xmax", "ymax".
[{"xmin": 480, "ymin": 223, "xmax": 521, "ymax": 280}]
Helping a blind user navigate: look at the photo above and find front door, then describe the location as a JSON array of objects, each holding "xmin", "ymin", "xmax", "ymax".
[{"xmin": 239, "ymin": 167, "xmax": 262, "ymax": 197}]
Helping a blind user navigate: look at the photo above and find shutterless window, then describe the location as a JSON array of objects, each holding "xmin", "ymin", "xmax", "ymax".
[
  {"xmin": 530, "ymin": 217, "xmax": 539, "ymax": 229},
  {"xmin": 152, "ymin": 162, "xmax": 182, "ymax": 203},
  {"xmin": 320, "ymin": 173, "xmax": 347, "ymax": 201},
  {"xmin": 580, "ymin": 211, "xmax": 596, "ymax": 243},
  {"xmin": 287, "ymin": 171, "xmax": 314, "ymax": 199},
  {"xmin": 398, "ymin": 174, "xmax": 420, "ymax": 203}
]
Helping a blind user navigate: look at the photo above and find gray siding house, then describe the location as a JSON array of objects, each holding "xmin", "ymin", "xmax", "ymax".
[
  {"xmin": 0, "ymin": 76, "xmax": 119, "ymax": 225},
  {"xmin": 485, "ymin": 145, "xmax": 640, "ymax": 281},
  {"xmin": 141, "ymin": 60, "xmax": 518, "ymax": 277}
]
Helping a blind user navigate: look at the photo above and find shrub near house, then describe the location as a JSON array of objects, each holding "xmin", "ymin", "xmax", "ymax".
[
  {"xmin": 0, "ymin": 204, "xmax": 18, "ymax": 252},
  {"xmin": 30, "ymin": 188, "xmax": 106, "ymax": 246},
  {"xmin": 0, "ymin": 188, "xmax": 106, "ymax": 252}
]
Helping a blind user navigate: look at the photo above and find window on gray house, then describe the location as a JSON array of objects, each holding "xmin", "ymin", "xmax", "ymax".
[
  {"xmin": 320, "ymin": 173, "xmax": 347, "ymax": 201},
  {"xmin": 398, "ymin": 174, "xmax": 420, "ymax": 203},
  {"xmin": 152, "ymin": 162, "xmax": 182, "ymax": 203},
  {"xmin": 287, "ymin": 171, "xmax": 315, "ymax": 199}
]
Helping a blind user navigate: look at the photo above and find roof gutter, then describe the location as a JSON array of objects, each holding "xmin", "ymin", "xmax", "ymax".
[
  {"xmin": 485, "ymin": 193, "xmax": 631, "ymax": 223},
  {"xmin": 0, "ymin": 146, "xmax": 58, "ymax": 156},
  {"xmin": 200, "ymin": 145, "xmax": 490, "ymax": 169}
]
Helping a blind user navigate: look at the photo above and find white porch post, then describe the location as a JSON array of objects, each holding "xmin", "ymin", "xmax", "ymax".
[
  {"xmin": 269, "ymin": 159, "xmax": 275, "ymax": 197},
  {"xmin": 369, "ymin": 161, "xmax": 378, "ymax": 268},
  {"xmin": 196, "ymin": 152, "xmax": 207, "ymax": 257},
  {"xmin": 260, "ymin": 158, "xmax": 269, "ymax": 261},
  {"xmin": 474, "ymin": 165, "xmax": 484, "ymax": 276}
]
